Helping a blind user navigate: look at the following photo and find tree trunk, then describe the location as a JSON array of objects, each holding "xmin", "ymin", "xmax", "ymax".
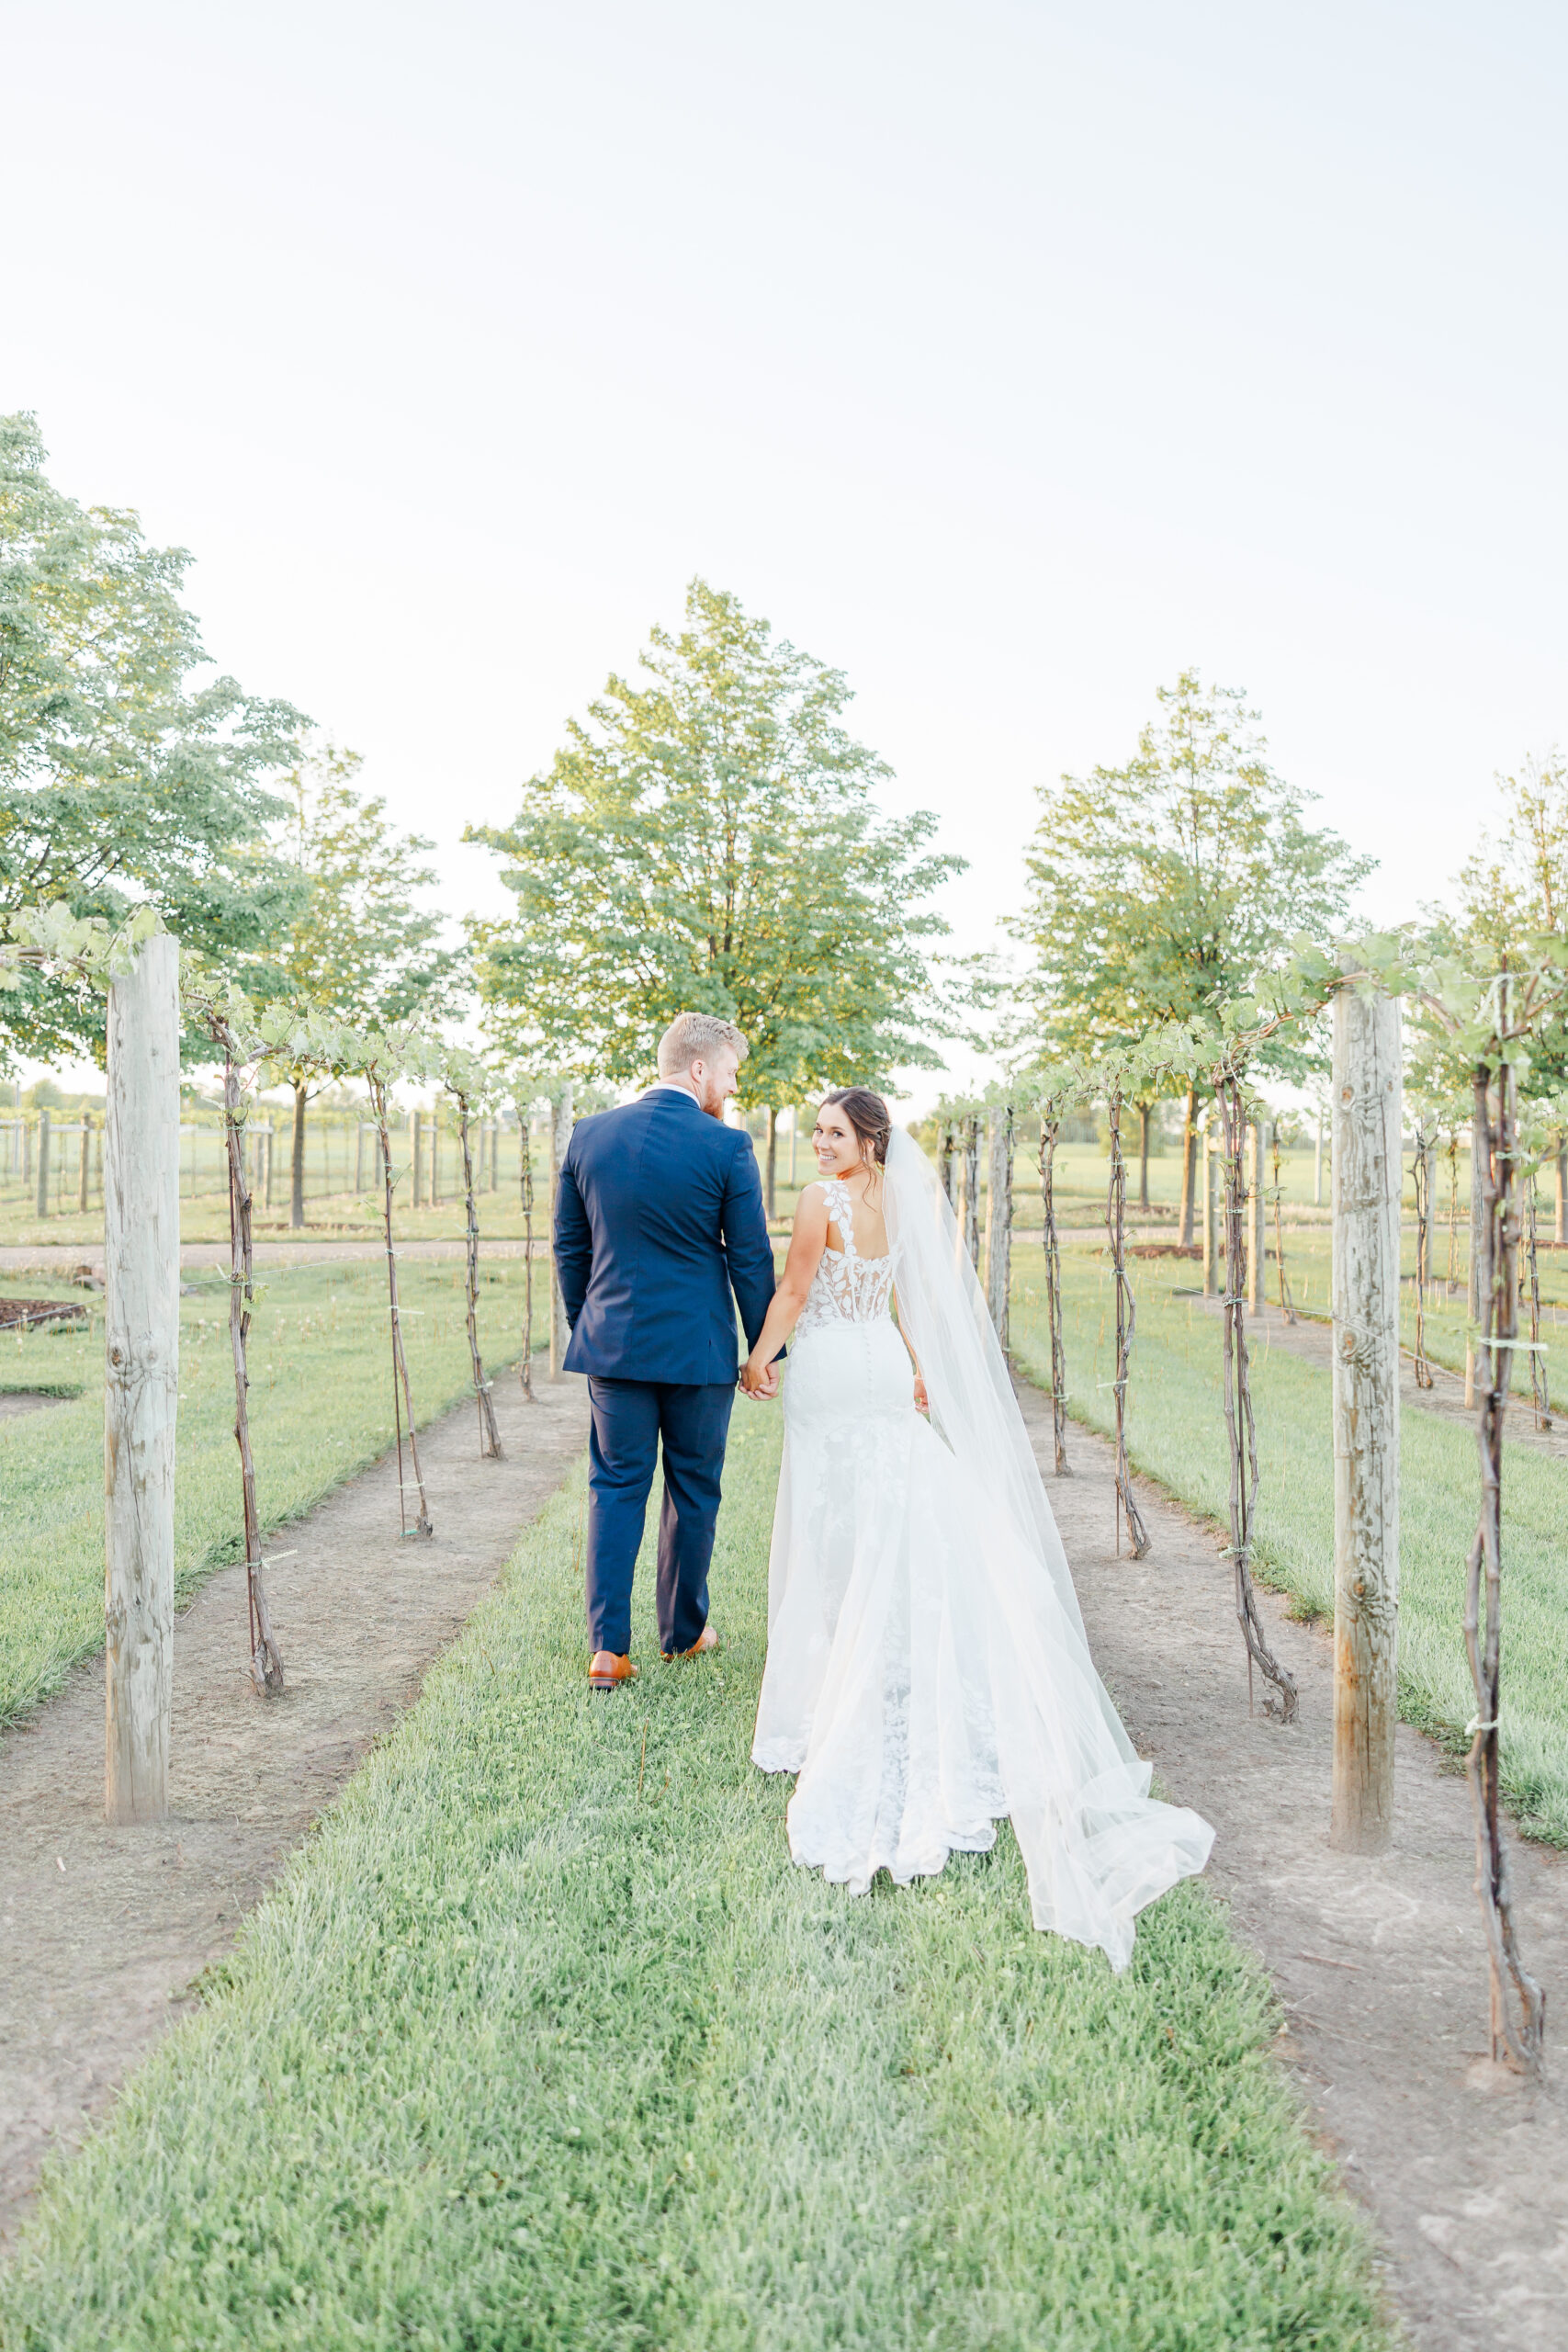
[
  {"xmin": 518, "ymin": 1110, "xmax": 536, "ymax": 1401},
  {"xmin": 1039, "ymin": 1115, "xmax": 1070, "ymax": 1476},
  {"xmin": 289, "ymin": 1080, "xmax": 308, "ymax": 1229},
  {"xmin": 1201, "ymin": 1125, "xmax": 1218, "ymax": 1296},
  {"xmin": 1218, "ymin": 1072, "xmax": 1296, "ymax": 1720},
  {"xmin": 1465, "ymin": 1026, "xmax": 1546, "ymax": 2073},
  {"xmin": 788, "ymin": 1107, "xmax": 798, "ymax": 1189},
  {"xmin": 940, "ymin": 1124, "xmax": 956, "ymax": 1212},
  {"xmin": 104, "ymin": 933, "xmax": 180, "ymax": 1824},
  {"xmin": 985, "ymin": 1107, "xmax": 1013, "ymax": 1343},
  {"xmin": 375, "ymin": 1081, "xmax": 433, "ymax": 1537},
  {"xmin": 457, "ymin": 1098, "xmax": 502, "ymax": 1458},
  {"xmin": 36, "ymin": 1108, "xmax": 50, "ymax": 1218},
  {"xmin": 1137, "ymin": 1102, "xmax": 1150, "ymax": 1211},
  {"xmin": 550, "ymin": 1084, "xmax": 574, "ymax": 1379},
  {"xmin": 962, "ymin": 1116, "xmax": 981, "ymax": 1270},
  {"xmin": 1330, "ymin": 978, "xmax": 1401, "ymax": 1851},
  {"xmin": 765, "ymin": 1105, "xmax": 777, "ymax": 1220},
  {"xmin": 222, "ymin": 1045, "xmax": 283, "ymax": 1695},
  {"xmin": 1105, "ymin": 1093, "xmax": 1150, "ymax": 1557},
  {"xmin": 1177, "ymin": 1086, "xmax": 1199, "ymax": 1245},
  {"xmin": 1247, "ymin": 1120, "xmax": 1266, "ymax": 1312}
]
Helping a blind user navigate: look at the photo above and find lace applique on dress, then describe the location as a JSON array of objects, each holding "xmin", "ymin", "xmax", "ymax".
[{"xmin": 795, "ymin": 1179, "xmax": 896, "ymax": 1336}]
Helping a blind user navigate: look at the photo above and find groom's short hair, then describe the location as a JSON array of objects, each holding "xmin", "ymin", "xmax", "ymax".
[{"xmin": 657, "ymin": 1012, "xmax": 748, "ymax": 1076}]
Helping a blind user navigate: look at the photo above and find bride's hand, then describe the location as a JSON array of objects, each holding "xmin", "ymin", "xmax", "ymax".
[
  {"xmin": 740, "ymin": 1352, "xmax": 778, "ymax": 1400},
  {"xmin": 913, "ymin": 1374, "xmax": 930, "ymax": 1417}
]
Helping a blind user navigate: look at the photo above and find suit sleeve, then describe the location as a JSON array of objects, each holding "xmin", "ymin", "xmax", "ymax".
[
  {"xmin": 720, "ymin": 1132, "xmax": 778, "ymax": 1356},
  {"xmin": 553, "ymin": 1148, "xmax": 592, "ymax": 1329}
]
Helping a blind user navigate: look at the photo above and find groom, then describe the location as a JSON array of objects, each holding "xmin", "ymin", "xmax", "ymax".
[{"xmin": 552, "ymin": 1012, "xmax": 779, "ymax": 1691}]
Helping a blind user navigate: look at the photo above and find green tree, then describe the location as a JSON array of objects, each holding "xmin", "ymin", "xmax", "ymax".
[
  {"xmin": 0, "ymin": 412, "xmax": 309, "ymax": 1069},
  {"xmin": 468, "ymin": 579, "xmax": 961, "ymax": 1206},
  {"xmin": 1013, "ymin": 672, "xmax": 1371, "ymax": 1233},
  {"xmin": 1449, "ymin": 750, "xmax": 1568, "ymax": 1218},
  {"xmin": 272, "ymin": 741, "xmax": 460, "ymax": 1227}
]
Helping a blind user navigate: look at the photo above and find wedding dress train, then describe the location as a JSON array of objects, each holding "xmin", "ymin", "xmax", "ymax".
[{"xmin": 750, "ymin": 1136, "xmax": 1213, "ymax": 1971}]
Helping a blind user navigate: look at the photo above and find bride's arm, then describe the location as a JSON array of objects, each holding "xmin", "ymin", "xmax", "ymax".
[
  {"xmin": 890, "ymin": 1283, "xmax": 931, "ymax": 1416},
  {"xmin": 739, "ymin": 1186, "xmax": 829, "ymax": 1394}
]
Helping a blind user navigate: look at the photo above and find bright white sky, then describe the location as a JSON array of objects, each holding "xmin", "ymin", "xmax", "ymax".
[{"xmin": 8, "ymin": 1, "xmax": 1567, "ymax": 1102}]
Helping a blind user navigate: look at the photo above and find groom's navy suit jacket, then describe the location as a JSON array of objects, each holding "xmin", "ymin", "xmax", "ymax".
[{"xmin": 554, "ymin": 1088, "xmax": 777, "ymax": 1384}]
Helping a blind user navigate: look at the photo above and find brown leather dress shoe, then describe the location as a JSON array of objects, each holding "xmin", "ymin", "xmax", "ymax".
[
  {"xmin": 661, "ymin": 1625, "xmax": 719, "ymax": 1664},
  {"xmin": 588, "ymin": 1650, "xmax": 638, "ymax": 1692}
]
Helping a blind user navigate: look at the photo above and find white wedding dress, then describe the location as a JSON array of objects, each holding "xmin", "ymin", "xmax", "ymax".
[{"xmin": 751, "ymin": 1132, "xmax": 1213, "ymax": 1971}]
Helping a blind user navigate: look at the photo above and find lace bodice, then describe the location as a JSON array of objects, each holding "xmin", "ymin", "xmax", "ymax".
[{"xmin": 795, "ymin": 1179, "xmax": 896, "ymax": 1336}]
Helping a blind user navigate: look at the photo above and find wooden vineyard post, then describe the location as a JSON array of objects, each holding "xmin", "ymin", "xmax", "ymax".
[
  {"xmin": 1038, "ymin": 1109, "xmax": 1070, "ymax": 1476},
  {"xmin": 1557, "ymin": 1129, "xmax": 1567, "ymax": 1245},
  {"xmin": 78, "ymin": 1112, "xmax": 91, "ymax": 1212},
  {"xmin": 939, "ymin": 1121, "xmax": 957, "ymax": 1214},
  {"xmin": 1217, "ymin": 1075, "xmax": 1297, "ymax": 1721},
  {"xmin": 454, "ymin": 1088, "xmax": 502, "ymax": 1459},
  {"xmin": 549, "ymin": 1082, "xmax": 574, "ymax": 1380},
  {"xmin": 217, "ymin": 1025, "xmax": 284, "ymax": 1695},
  {"xmin": 410, "ymin": 1108, "xmax": 423, "ymax": 1215},
  {"xmin": 36, "ymin": 1106, "xmax": 50, "ymax": 1218},
  {"xmin": 1465, "ymin": 1010, "xmax": 1546, "ymax": 2072},
  {"xmin": 1104, "ymin": 1089, "xmax": 1151, "ymax": 1559},
  {"xmin": 962, "ymin": 1114, "xmax": 981, "ymax": 1271},
  {"xmin": 985, "ymin": 1104, "xmax": 1013, "ymax": 1343},
  {"xmin": 1201, "ymin": 1125, "xmax": 1218, "ymax": 1296},
  {"xmin": 372, "ymin": 1077, "xmax": 433, "ymax": 1537},
  {"xmin": 517, "ymin": 1102, "xmax": 536, "ymax": 1401},
  {"xmin": 104, "ymin": 932, "xmax": 181, "ymax": 1824},
  {"xmin": 1329, "ymin": 975, "xmax": 1401, "ymax": 1849},
  {"xmin": 1314, "ymin": 1109, "xmax": 1325, "ymax": 1206}
]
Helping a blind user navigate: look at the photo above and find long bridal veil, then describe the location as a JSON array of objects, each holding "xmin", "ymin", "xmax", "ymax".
[{"xmin": 880, "ymin": 1127, "xmax": 1213, "ymax": 1968}]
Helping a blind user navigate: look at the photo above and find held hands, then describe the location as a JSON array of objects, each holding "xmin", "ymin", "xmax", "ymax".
[{"xmin": 740, "ymin": 1353, "xmax": 780, "ymax": 1401}]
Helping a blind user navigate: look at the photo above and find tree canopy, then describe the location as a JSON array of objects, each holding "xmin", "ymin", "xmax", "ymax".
[
  {"xmin": 1438, "ymin": 749, "xmax": 1568, "ymax": 1105},
  {"xmin": 467, "ymin": 579, "xmax": 961, "ymax": 1102},
  {"xmin": 268, "ymin": 739, "xmax": 460, "ymax": 1225},
  {"xmin": 0, "ymin": 412, "xmax": 310, "ymax": 1067},
  {"xmin": 1013, "ymin": 671, "xmax": 1372, "ymax": 1084}
]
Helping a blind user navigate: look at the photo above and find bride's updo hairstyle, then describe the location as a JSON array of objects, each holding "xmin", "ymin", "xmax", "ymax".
[{"xmin": 821, "ymin": 1087, "xmax": 892, "ymax": 1170}]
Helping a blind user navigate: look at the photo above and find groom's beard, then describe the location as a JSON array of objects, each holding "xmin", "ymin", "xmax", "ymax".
[{"xmin": 698, "ymin": 1077, "xmax": 726, "ymax": 1118}]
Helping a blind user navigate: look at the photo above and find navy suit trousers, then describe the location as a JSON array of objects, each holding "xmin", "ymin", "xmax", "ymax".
[{"xmin": 585, "ymin": 1377, "xmax": 736, "ymax": 1657}]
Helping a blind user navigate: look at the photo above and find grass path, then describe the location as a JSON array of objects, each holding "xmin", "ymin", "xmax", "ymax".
[
  {"xmin": 0, "ymin": 1259, "xmax": 532, "ymax": 1727},
  {"xmin": 2, "ymin": 1403, "xmax": 1390, "ymax": 2350},
  {"xmin": 1012, "ymin": 1254, "xmax": 1568, "ymax": 1845}
]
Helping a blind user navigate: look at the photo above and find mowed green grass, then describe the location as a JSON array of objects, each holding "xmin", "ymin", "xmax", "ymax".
[
  {"xmin": 2, "ymin": 1405, "xmax": 1391, "ymax": 2352},
  {"xmin": 0, "ymin": 1260, "xmax": 534, "ymax": 1728},
  {"xmin": 1012, "ymin": 1250, "xmax": 1568, "ymax": 1844}
]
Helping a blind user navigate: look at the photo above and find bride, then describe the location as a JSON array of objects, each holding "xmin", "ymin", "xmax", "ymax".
[{"xmin": 740, "ymin": 1087, "xmax": 1213, "ymax": 1971}]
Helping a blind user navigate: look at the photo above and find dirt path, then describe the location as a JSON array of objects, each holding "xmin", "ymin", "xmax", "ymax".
[
  {"xmin": 1019, "ymin": 1386, "xmax": 1568, "ymax": 2351},
  {"xmin": 0, "ymin": 1367, "xmax": 589, "ymax": 2247}
]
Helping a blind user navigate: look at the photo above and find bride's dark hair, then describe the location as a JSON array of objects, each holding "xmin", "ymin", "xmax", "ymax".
[{"xmin": 821, "ymin": 1087, "xmax": 892, "ymax": 1168}]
